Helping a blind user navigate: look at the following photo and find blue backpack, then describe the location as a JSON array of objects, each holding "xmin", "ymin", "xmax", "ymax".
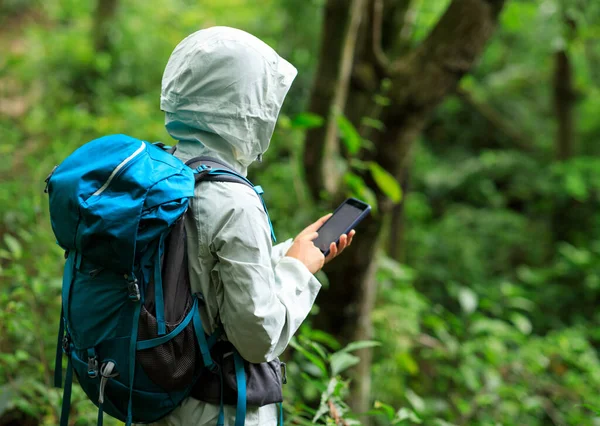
[{"xmin": 47, "ymin": 134, "xmax": 276, "ymax": 426}]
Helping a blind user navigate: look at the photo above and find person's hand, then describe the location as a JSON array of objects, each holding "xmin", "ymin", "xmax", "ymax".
[
  {"xmin": 324, "ymin": 229, "xmax": 355, "ymax": 264},
  {"xmin": 285, "ymin": 213, "xmax": 332, "ymax": 274}
]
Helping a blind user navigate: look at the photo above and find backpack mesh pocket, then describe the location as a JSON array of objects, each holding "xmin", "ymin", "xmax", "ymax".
[
  {"xmin": 136, "ymin": 216, "xmax": 200, "ymax": 392},
  {"xmin": 137, "ymin": 299, "xmax": 199, "ymax": 391}
]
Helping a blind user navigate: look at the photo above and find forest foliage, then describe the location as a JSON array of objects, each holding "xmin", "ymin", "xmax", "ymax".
[{"xmin": 1, "ymin": 0, "xmax": 600, "ymax": 425}]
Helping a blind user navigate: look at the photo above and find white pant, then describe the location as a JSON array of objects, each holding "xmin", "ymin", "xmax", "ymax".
[{"xmin": 144, "ymin": 397, "xmax": 279, "ymax": 426}]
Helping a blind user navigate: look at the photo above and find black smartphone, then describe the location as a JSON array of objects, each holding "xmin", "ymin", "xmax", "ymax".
[{"xmin": 313, "ymin": 198, "xmax": 371, "ymax": 256}]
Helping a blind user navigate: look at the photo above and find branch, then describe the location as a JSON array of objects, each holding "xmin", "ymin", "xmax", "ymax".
[
  {"xmin": 390, "ymin": 0, "xmax": 506, "ymax": 107},
  {"xmin": 328, "ymin": 400, "xmax": 350, "ymax": 426},
  {"xmin": 320, "ymin": 0, "xmax": 368, "ymax": 195},
  {"xmin": 304, "ymin": 0, "xmax": 354, "ymax": 200},
  {"xmin": 456, "ymin": 87, "xmax": 533, "ymax": 152},
  {"xmin": 372, "ymin": 0, "xmax": 391, "ymax": 71}
]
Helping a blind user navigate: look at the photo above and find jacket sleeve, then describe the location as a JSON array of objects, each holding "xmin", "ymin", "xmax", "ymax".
[{"xmin": 209, "ymin": 186, "xmax": 321, "ymax": 363}]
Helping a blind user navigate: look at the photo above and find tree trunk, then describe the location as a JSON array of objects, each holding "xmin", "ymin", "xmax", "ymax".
[
  {"xmin": 551, "ymin": 16, "xmax": 576, "ymax": 244},
  {"xmin": 303, "ymin": 0, "xmax": 361, "ymax": 200},
  {"xmin": 72, "ymin": 0, "xmax": 118, "ymax": 98},
  {"xmin": 93, "ymin": 0, "xmax": 118, "ymax": 54},
  {"xmin": 554, "ymin": 49, "xmax": 575, "ymax": 161},
  {"xmin": 553, "ymin": 11, "xmax": 576, "ymax": 162},
  {"xmin": 388, "ymin": 161, "xmax": 411, "ymax": 262},
  {"xmin": 306, "ymin": 0, "xmax": 505, "ymax": 418}
]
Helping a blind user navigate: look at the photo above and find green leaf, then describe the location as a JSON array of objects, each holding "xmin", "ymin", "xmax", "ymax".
[
  {"xmin": 582, "ymin": 404, "xmax": 600, "ymax": 415},
  {"xmin": 0, "ymin": 384, "xmax": 16, "ymax": 418},
  {"xmin": 397, "ymin": 352, "xmax": 419, "ymax": 375},
  {"xmin": 510, "ymin": 312, "xmax": 532, "ymax": 335},
  {"xmin": 14, "ymin": 350, "xmax": 30, "ymax": 362},
  {"xmin": 349, "ymin": 158, "xmax": 370, "ymax": 171},
  {"xmin": 374, "ymin": 94, "xmax": 391, "ymax": 106},
  {"xmin": 564, "ymin": 172, "xmax": 588, "ymax": 201},
  {"xmin": 394, "ymin": 407, "xmax": 422, "ymax": 424},
  {"xmin": 305, "ymin": 329, "xmax": 341, "ymax": 350},
  {"xmin": 3, "ymin": 234, "xmax": 22, "ymax": 260},
  {"xmin": 309, "ymin": 341, "xmax": 328, "ymax": 361},
  {"xmin": 458, "ymin": 287, "xmax": 478, "ymax": 315},
  {"xmin": 289, "ymin": 339, "xmax": 327, "ymax": 375},
  {"xmin": 291, "ymin": 112, "xmax": 324, "ymax": 129},
  {"xmin": 337, "ymin": 114, "xmax": 362, "ymax": 155},
  {"xmin": 361, "ymin": 117, "xmax": 385, "ymax": 131},
  {"xmin": 369, "ymin": 162, "xmax": 402, "ymax": 203},
  {"xmin": 374, "ymin": 400, "xmax": 396, "ymax": 420},
  {"xmin": 405, "ymin": 389, "xmax": 425, "ymax": 413},
  {"xmin": 433, "ymin": 420, "xmax": 459, "ymax": 426},
  {"xmin": 330, "ymin": 352, "xmax": 360, "ymax": 375},
  {"xmin": 339, "ymin": 340, "xmax": 381, "ymax": 353}
]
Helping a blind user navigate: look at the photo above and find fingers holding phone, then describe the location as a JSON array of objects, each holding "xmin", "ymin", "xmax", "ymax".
[
  {"xmin": 325, "ymin": 229, "xmax": 356, "ymax": 264},
  {"xmin": 287, "ymin": 198, "xmax": 369, "ymax": 274},
  {"xmin": 313, "ymin": 198, "xmax": 370, "ymax": 257},
  {"xmin": 285, "ymin": 231, "xmax": 325, "ymax": 274}
]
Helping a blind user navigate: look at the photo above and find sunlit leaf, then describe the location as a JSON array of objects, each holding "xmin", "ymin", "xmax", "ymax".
[
  {"xmin": 369, "ymin": 162, "xmax": 402, "ymax": 203},
  {"xmin": 330, "ymin": 352, "xmax": 360, "ymax": 375},
  {"xmin": 339, "ymin": 340, "xmax": 381, "ymax": 353},
  {"xmin": 291, "ymin": 112, "xmax": 324, "ymax": 129},
  {"xmin": 305, "ymin": 329, "xmax": 341, "ymax": 351},
  {"xmin": 458, "ymin": 287, "xmax": 478, "ymax": 315},
  {"xmin": 405, "ymin": 389, "xmax": 425, "ymax": 413},
  {"xmin": 3, "ymin": 235, "xmax": 22, "ymax": 260},
  {"xmin": 374, "ymin": 400, "xmax": 396, "ymax": 420},
  {"xmin": 564, "ymin": 172, "xmax": 588, "ymax": 201},
  {"xmin": 289, "ymin": 339, "xmax": 327, "ymax": 375},
  {"xmin": 337, "ymin": 114, "xmax": 362, "ymax": 154},
  {"xmin": 510, "ymin": 312, "xmax": 532, "ymax": 335},
  {"xmin": 393, "ymin": 407, "xmax": 422, "ymax": 424},
  {"xmin": 397, "ymin": 352, "xmax": 419, "ymax": 375}
]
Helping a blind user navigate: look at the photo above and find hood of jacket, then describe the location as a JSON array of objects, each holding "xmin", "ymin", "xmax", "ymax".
[{"xmin": 160, "ymin": 26, "xmax": 297, "ymax": 176}]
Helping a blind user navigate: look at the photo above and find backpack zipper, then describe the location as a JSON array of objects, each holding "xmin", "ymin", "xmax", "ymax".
[{"xmin": 90, "ymin": 141, "xmax": 146, "ymax": 197}]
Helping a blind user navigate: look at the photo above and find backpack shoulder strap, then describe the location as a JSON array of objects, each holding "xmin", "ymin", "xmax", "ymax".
[
  {"xmin": 186, "ymin": 156, "xmax": 253, "ymax": 187},
  {"xmin": 185, "ymin": 156, "xmax": 276, "ymax": 242}
]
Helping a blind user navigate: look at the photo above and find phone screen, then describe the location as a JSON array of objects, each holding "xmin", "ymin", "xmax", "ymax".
[{"xmin": 313, "ymin": 202, "xmax": 366, "ymax": 252}]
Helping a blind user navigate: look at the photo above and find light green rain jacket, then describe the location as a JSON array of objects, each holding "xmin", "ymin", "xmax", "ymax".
[{"xmin": 147, "ymin": 27, "xmax": 322, "ymax": 426}]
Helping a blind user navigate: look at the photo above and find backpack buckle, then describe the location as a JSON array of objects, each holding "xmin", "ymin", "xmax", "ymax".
[
  {"xmin": 196, "ymin": 165, "xmax": 211, "ymax": 172},
  {"xmin": 281, "ymin": 362, "xmax": 287, "ymax": 384},
  {"xmin": 88, "ymin": 356, "xmax": 99, "ymax": 378},
  {"xmin": 208, "ymin": 362, "xmax": 220, "ymax": 374},
  {"xmin": 126, "ymin": 276, "xmax": 140, "ymax": 302},
  {"xmin": 62, "ymin": 335, "xmax": 71, "ymax": 355}
]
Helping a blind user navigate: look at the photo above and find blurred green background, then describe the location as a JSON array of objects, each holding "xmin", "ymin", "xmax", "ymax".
[{"xmin": 1, "ymin": 0, "xmax": 600, "ymax": 425}]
